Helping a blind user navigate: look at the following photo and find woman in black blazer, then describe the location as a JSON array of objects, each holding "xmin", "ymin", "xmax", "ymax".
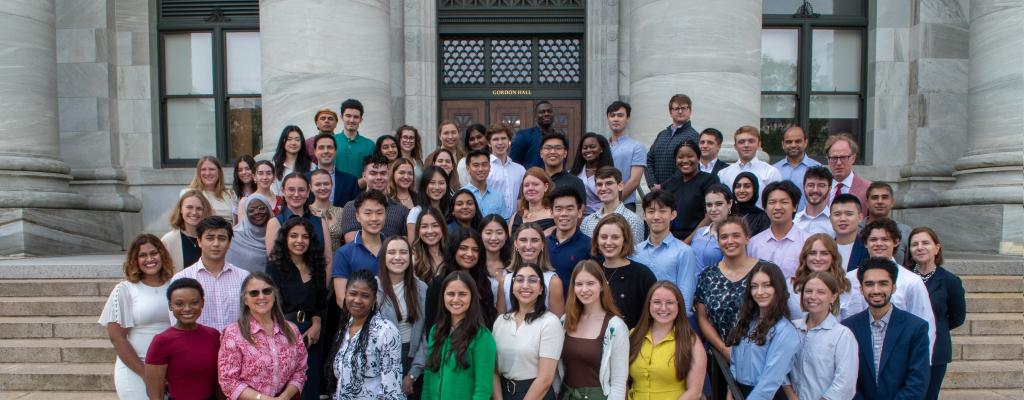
[{"xmin": 906, "ymin": 227, "xmax": 967, "ymax": 400}]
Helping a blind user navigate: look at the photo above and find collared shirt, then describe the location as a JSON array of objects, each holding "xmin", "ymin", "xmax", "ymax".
[
  {"xmin": 827, "ymin": 173, "xmax": 856, "ymax": 205},
  {"xmin": 717, "ymin": 158, "xmax": 782, "ymax": 196},
  {"xmin": 487, "ymin": 155, "xmax": 526, "ymax": 219},
  {"xmin": 577, "ymin": 169, "xmax": 602, "ymax": 216},
  {"xmin": 579, "ymin": 202, "xmax": 646, "ymax": 245},
  {"xmin": 645, "ymin": 121, "xmax": 698, "ymax": 187},
  {"xmin": 628, "ymin": 329, "xmax": 687, "ymax": 399},
  {"xmin": 547, "ymin": 229, "xmax": 592, "ymax": 293},
  {"xmin": 218, "ymin": 321, "xmax": 308, "ymax": 400},
  {"xmin": 170, "ymin": 260, "xmax": 250, "ymax": 332},
  {"xmin": 747, "ymin": 224, "xmax": 808, "ymax": 278},
  {"xmin": 691, "ymin": 226, "xmax": 723, "ymax": 275},
  {"xmin": 794, "ymin": 206, "xmax": 835, "ymax": 236},
  {"xmin": 773, "ymin": 155, "xmax": 822, "ymax": 210},
  {"xmin": 631, "ymin": 235, "xmax": 698, "ymax": 316},
  {"xmin": 699, "ymin": 159, "xmax": 720, "ymax": 174},
  {"xmin": 608, "ymin": 134, "xmax": 647, "ymax": 204},
  {"xmin": 462, "ymin": 182, "xmax": 505, "ymax": 218},
  {"xmin": 340, "ymin": 197, "xmax": 410, "ymax": 239},
  {"xmin": 729, "ymin": 318, "xmax": 802, "ymax": 398},
  {"xmin": 334, "ymin": 314, "xmax": 404, "ymax": 399},
  {"xmin": 846, "ymin": 262, "xmax": 937, "ymax": 360},
  {"xmin": 791, "ymin": 314, "xmax": 858, "ymax": 400},
  {"xmin": 333, "ymin": 131, "xmax": 375, "ymax": 177},
  {"xmin": 331, "ymin": 231, "xmax": 384, "ymax": 278},
  {"xmin": 869, "ymin": 306, "xmax": 894, "ymax": 382}
]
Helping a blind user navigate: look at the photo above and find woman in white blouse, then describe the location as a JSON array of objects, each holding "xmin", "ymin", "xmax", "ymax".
[
  {"xmin": 786, "ymin": 234, "xmax": 861, "ymax": 320},
  {"xmin": 785, "ymin": 271, "xmax": 858, "ymax": 400},
  {"xmin": 492, "ymin": 263, "xmax": 564, "ymax": 400},
  {"xmin": 99, "ymin": 234, "xmax": 174, "ymax": 399}
]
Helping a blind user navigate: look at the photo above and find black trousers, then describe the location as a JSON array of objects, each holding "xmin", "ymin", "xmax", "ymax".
[{"xmin": 924, "ymin": 363, "xmax": 948, "ymax": 400}]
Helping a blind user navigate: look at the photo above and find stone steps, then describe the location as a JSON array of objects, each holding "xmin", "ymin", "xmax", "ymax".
[
  {"xmin": 939, "ymin": 389, "xmax": 1024, "ymax": 400},
  {"xmin": 952, "ymin": 335, "xmax": 1024, "ymax": 361},
  {"xmin": 0, "ymin": 317, "xmax": 107, "ymax": 339},
  {"xmin": 953, "ymin": 313, "xmax": 1024, "ymax": 336},
  {"xmin": 0, "ymin": 392, "xmax": 119, "ymax": 399},
  {"xmin": 943, "ymin": 360, "xmax": 1024, "ymax": 390},
  {"xmin": 0, "ymin": 280, "xmax": 117, "ymax": 298},
  {"xmin": 0, "ymin": 297, "xmax": 107, "ymax": 317},
  {"xmin": 966, "ymin": 293, "xmax": 1024, "ymax": 314},
  {"xmin": 0, "ymin": 363, "xmax": 114, "ymax": 391},
  {"xmin": 0, "ymin": 339, "xmax": 113, "ymax": 363},
  {"xmin": 961, "ymin": 275, "xmax": 1023, "ymax": 293}
]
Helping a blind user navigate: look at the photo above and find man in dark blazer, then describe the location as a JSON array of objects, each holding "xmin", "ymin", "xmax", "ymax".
[
  {"xmin": 830, "ymin": 193, "xmax": 870, "ymax": 271},
  {"xmin": 843, "ymin": 257, "xmax": 931, "ymax": 400},
  {"xmin": 697, "ymin": 128, "xmax": 730, "ymax": 176},
  {"xmin": 308, "ymin": 133, "xmax": 360, "ymax": 207}
]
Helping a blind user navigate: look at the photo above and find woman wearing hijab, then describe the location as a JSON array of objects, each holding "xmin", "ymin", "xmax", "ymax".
[
  {"xmin": 226, "ymin": 193, "xmax": 272, "ymax": 273},
  {"xmin": 730, "ymin": 171, "xmax": 770, "ymax": 236}
]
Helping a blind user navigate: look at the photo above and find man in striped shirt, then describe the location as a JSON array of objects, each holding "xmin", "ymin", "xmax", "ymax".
[{"xmin": 169, "ymin": 216, "xmax": 249, "ymax": 331}]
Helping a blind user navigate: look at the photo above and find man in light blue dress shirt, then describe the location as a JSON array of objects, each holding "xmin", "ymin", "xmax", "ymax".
[
  {"xmin": 462, "ymin": 149, "xmax": 505, "ymax": 218},
  {"xmin": 631, "ymin": 190, "xmax": 698, "ymax": 318},
  {"xmin": 772, "ymin": 126, "xmax": 822, "ymax": 211},
  {"xmin": 605, "ymin": 101, "xmax": 647, "ymax": 210}
]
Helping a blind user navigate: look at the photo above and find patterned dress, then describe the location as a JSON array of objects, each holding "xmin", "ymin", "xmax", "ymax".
[
  {"xmin": 218, "ymin": 321, "xmax": 308, "ymax": 400},
  {"xmin": 695, "ymin": 262, "xmax": 771, "ymax": 339},
  {"xmin": 333, "ymin": 314, "xmax": 404, "ymax": 400},
  {"xmin": 310, "ymin": 203, "xmax": 344, "ymax": 252}
]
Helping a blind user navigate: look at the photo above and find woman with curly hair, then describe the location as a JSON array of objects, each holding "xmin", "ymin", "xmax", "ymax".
[{"xmin": 266, "ymin": 217, "xmax": 328, "ymax": 400}]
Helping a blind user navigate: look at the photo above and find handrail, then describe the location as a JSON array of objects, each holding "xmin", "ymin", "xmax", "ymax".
[{"xmin": 710, "ymin": 347, "xmax": 746, "ymax": 400}]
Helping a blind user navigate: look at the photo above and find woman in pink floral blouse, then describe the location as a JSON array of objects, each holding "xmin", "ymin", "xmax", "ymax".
[{"xmin": 218, "ymin": 272, "xmax": 309, "ymax": 400}]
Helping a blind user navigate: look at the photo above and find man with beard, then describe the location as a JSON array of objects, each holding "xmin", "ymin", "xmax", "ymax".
[
  {"xmin": 305, "ymin": 109, "xmax": 338, "ymax": 156},
  {"xmin": 843, "ymin": 258, "xmax": 930, "ymax": 400},
  {"xmin": 793, "ymin": 166, "xmax": 834, "ymax": 235},
  {"xmin": 510, "ymin": 100, "xmax": 561, "ymax": 169},
  {"xmin": 772, "ymin": 126, "xmax": 822, "ymax": 210}
]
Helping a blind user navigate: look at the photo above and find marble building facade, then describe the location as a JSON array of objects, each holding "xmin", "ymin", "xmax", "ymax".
[{"xmin": 0, "ymin": 0, "xmax": 1019, "ymax": 256}]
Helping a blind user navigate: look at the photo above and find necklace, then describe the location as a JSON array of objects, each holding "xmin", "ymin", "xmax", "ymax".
[
  {"xmin": 183, "ymin": 234, "xmax": 198, "ymax": 249},
  {"xmin": 912, "ymin": 265, "xmax": 936, "ymax": 283}
]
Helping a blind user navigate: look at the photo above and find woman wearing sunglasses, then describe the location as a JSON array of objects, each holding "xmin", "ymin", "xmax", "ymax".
[{"xmin": 218, "ymin": 272, "xmax": 309, "ymax": 400}]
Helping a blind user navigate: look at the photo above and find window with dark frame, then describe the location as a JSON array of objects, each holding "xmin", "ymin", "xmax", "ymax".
[
  {"xmin": 158, "ymin": 0, "xmax": 261, "ymax": 167},
  {"xmin": 760, "ymin": 0, "xmax": 867, "ymax": 162}
]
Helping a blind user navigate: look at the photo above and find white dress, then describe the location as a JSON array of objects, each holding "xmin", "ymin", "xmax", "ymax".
[{"xmin": 98, "ymin": 281, "xmax": 171, "ymax": 399}]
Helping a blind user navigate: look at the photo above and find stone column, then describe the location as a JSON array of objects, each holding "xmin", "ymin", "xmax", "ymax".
[
  {"xmin": 260, "ymin": 0, "xmax": 392, "ymax": 155},
  {"xmin": 585, "ymin": 0, "xmax": 620, "ymax": 133},
  {"xmin": 403, "ymin": 0, "xmax": 437, "ymax": 144},
  {"xmin": 933, "ymin": 1, "xmax": 1023, "ymax": 255},
  {"xmin": 628, "ymin": 0, "xmax": 761, "ymax": 153}
]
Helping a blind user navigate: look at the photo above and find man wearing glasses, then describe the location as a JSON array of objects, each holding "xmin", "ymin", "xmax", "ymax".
[
  {"xmin": 824, "ymin": 133, "xmax": 871, "ymax": 208},
  {"xmin": 646, "ymin": 94, "xmax": 699, "ymax": 191},
  {"xmin": 540, "ymin": 132, "xmax": 585, "ymax": 200}
]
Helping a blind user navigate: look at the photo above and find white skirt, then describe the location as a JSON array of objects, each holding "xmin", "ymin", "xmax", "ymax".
[{"xmin": 114, "ymin": 357, "xmax": 148, "ymax": 399}]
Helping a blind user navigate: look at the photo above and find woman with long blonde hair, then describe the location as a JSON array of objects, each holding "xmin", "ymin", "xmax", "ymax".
[
  {"xmin": 787, "ymin": 233, "xmax": 858, "ymax": 320},
  {"xmin": 497, "ymin": 222, "xmax": 565, "ymax": 316},
  {"xmin": 181, "ymin": 156, "xmax": 236, "ymax": 223},
  {"xmin": 161, "ymin": 189, "xmax": 213, "ymax": 270}
]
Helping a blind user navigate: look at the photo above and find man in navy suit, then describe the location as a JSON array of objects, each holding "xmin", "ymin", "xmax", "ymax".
[
  {"xmin": 831, "ymin": 193, "xmax": 869, "ymax": 271},
  {"xmin": 308, "ymin": 133, "xmax": 360, "ymax": 207},
  {"xmin": 843, "ymin": 257, "xmax": 930, "ymax": 400}
]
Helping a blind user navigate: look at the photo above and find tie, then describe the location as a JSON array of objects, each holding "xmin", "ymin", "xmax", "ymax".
[{"xmin": 833, "ymin": 182, "xmax": 844, "ymax": 202}]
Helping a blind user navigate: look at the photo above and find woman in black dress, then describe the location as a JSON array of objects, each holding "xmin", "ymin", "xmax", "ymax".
[{"xmin": 661, "ymin": 140, "xmax": 717, "ymax": 241}]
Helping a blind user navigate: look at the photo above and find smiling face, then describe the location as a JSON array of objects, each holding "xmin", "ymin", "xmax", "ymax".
[
  {"xmin": 439, "ymin": 124, "xmax": 460, "ymax": 151},
  {"xmin": 515, "ymin": 228, "xmax": 544, "ymax": 264},
  {"xmin": 830, "ymin": 202, "xmax": 862, "ymax": 237},
  {"xmin": 399, "ymin": 129, "xmax": 418, "ymax": 154},
  {"xmin": 384, "ymin": 240, "xmax": 411, "ymax": 276},
  {"xmin": 734, "ymin": 132, "xmax": 759, "ymax": 162},
  {"xmin": 417, "ymin": 214, "xmax": 443, "ymax": 247},
  {"xmin": 704, "ymin": 192, "xmax": 731, "ymax": 223},
  {"xmin": 536, "ymin": 102, "xmax": 554, "ymax": 128},
  {"xmin": 572, "ymin": 270, "xmax": 601, "ymax": 306},
  {"xmin": 541, "ymin": 138, "xmax": 567, "ymax": 169},
  {"xmin": 597, "ymin": 223, "xmax": 625, "ymax": 259},
  {"xmin": 379, "ymin": 138, "xmax": 399, "ymax": 161},
  {"xmin": 698, "ymin": 133, "xmax": 721, "ymax": 161},
  {"xmin": 804, "ymin": 176, "xmax": 830, "ymax": 207},
  {"xmin": 765, "ymin": 189, "xmax": 795, "ymax": 225},
  {"xmin": 865, "ymin": 228, "xmax": 896, "ymax": 258},
  {"xmin": 180, "ymin": 196, "xmax": 205, "ymax": 228},
  {"xmin": 717, "ymin": 222, "xmax": 749, "ymax": 258},
  {"xmin": 749, "ymin": 271, "xmax": 775, "ymax": 311},
  {"xmin": 643, "ymin": 201, "xmax": 676, "ymax": 236},
  {"xmin": 804, "ymin": 239, "xmax": 834, "ymax": 272},
  {"xmin": 284, "ymin": 130, "xmax": 302, "ymax": 155},
  {"xmin": 521, "ymin": 175, "xmax": 549, "ymax": 203},
  {"xmin": 136, "ymin": 243, "xmax": 163, "ymax": 278},
  {"xmin": 236, "ymin": 162, "xmax": 253, "ymax": 183},
  {"xmin": 356, "ymin": 198, "xmax": 386, "ymax": 236},
  {"xmin": 454, "ymin": 237, "xmax": 480, "ymax": 270},
  {"xmin": 311, "ymin": 173, "xmax": 332, "ymax": 201},
  {"xmin": 453, "ymin": 193, "xmax": 477, "ymax": 223},
  {"xmin": 466, "ymin": 129, "xmax": 487, "ymax": 151},
  {"xmin": 649, "ymin": 287, "xmax": 679, "ymax": 325},
  {"xmin": 245, "ymin": 199, "xmax": 270, "ymax": 227},
  {"xmin": 255, "ymin": 164, "xmax": 275, "ymax": 190},
  {"xmin": 364, "ymin": 163, "xmax": 389, "ymax": 192},
  {"xmin": 512, "ymin": 267, "xmax": 542, "ymax": 307},
  {"xmin": 782, "ymin": 128, "xmax": 807, "ymax": 160},
  {"xmin": 426, "ymin": 172, "xmax": 447, "ymax": 202},
  {"xmin": 551, "ymin": 196, "xmax": 582, "ymax": 233},
  {"xmin": 199, "ymin": 160, "xmax": 219, "ymax": 189},
  {"xmin": 801, "ymin": 277, "xmax": 837, "ymax": 315},
  {"xmin": 675, "ymin": 145, "xmax": 699, "ymax": 176},
  {"xmin": 286, "ymin": 224, "xmax": 310, "ymax": 257},
  {"xmin": 735, "ymin": 177, "xmax": 756, "ymax": 203},
  {"xmin": 341, "ymin": 108, "xmax": 363, "ymax": 134},
  {"xmin": 282, "ymin": 177, "xmax": 309, "ymax": 210},
  {"xmin": 489, "ymin": 131, "xmax": 511, "ymax": 157},
  {"xmin": 169, "ymin": 287, "xmax": 203, "ymax": 326},
  {"xmin": 243, "ymin": 278, "xmax": 275, "ymax": 317},
  {"xmin": 444, "ymin": 279, "xmax": 472, "ymax": 321},
  {"xmin": 432, "ymin": 152, "xmax": 454, "ymax": 174},
  {"xmin": 909, "ymin": 232, "xmax": 940, "ymax": 267},
  {"xmin": 394, "ymin": 163, "xmax": 415, "ymax": 190},
  {"xmin": 481, "ymin": 220, "xmax": 507, "ymax": 254},
  {"xmin": 860, "ymin": 268, "xmax": 894, "ymax": 309},
  {"xmin": 594, "ymin": 177, "xmax": 622, "ymax": 204},
  {"xmin": 344, "ymin": 279, "xmax": 375, "ymax": 319},
  {"xmin": 581, "ymin": 137, "xmax": 602, "ymax": 163},
  {"xmin": 467, "ymin": 154, "xmax": 490, "ymax": 184},
  {"xmin": 314, "ymin": 138, "xmax": 337, "ymax": 166}
]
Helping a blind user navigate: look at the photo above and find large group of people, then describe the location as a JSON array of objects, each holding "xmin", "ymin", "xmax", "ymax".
[{"xmin": 99, "ymin": 96, "xmax": 966, "ymax": 400}]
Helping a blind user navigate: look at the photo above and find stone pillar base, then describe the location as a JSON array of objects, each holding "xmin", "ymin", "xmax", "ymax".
[
  {"xmin": 895, "ymin": 204, "xmax": 1023, "ymax": 256},
  {"xmin": 0, "ymin": 208, "xmax": 125, "ymax": 257}
]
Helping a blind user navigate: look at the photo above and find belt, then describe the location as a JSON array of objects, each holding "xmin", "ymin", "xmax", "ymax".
[{"xmin": 284, "ymin": 310, "xmax": 309, "ymax": 324}]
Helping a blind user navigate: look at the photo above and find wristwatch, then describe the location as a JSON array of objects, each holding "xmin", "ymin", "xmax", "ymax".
[{"xmin": 256, "ymin": 394, "xmax": 262, "ymax": 400}]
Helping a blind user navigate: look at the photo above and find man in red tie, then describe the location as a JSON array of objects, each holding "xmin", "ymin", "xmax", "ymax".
[{"xmin": 824, "ymin": 133, "xmax": 871, "ymax": 208}]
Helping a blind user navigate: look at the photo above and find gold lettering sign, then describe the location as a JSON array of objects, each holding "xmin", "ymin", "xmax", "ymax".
[{"xmin": 491, "ymin": 89, "xmax": 532, "ymax": 96}]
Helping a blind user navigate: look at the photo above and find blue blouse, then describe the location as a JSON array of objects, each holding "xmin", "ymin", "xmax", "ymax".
[
  {"xmin": 729, "ymin": 318, "xmax": 802, "ymax": 400},
  {"xmin": 690, "ymin": 226, "xmax": 723, "ymax": 276}
]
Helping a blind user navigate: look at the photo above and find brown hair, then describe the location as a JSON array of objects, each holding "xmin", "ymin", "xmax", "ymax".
[
  {"xmin": 425, "ymin": 148, "xmax": 461, "ymax": 190},
  {"xmin": 518, "ymin": 167, "xmax": 554, "ymax": 216},
  {"xmin": 510, "ymin": 222, "xmax": 554, "ymax": 272},
  {"xmin": 590, "ymin": 214, "xmax": 635, "ymax": 258},
  {"xmin": 313, "ymin": 108, "xmax": 338, "ymax": 123},
  {"xmin": 798, "ymin": 271, "xmax": 842, "ymax": 316},
  {"xmin": 792, "ymin": 234, "xmax": 851, "ymax": 294},
  {"xmin": 668, "ymin": 94, "xmax": 692, "ymax": 108},
  {"xmin": 906, "ymin": 227, "xmax": 944, "ymax": 267},
  {"xmin": 485, "ymin": 123, "xmax": 514, "ymax": 142},
  {"xmin": 564, "ymin": 260, "xmax": 621, "ymax": 332},
  {"xmin": 436, "ymin": 120, "xmax": 466, "ymax": 160},
  {"xmin": 378, "ymin": 236, "xmax": 421, "ymax": 324},
  {"xmin": 628, "ymin": 282, "xmax": 697, "ymax": 381},
  {"xmin": 717, "ymin": 215, "xmax": 751, "ymax": 239},
  {"xmin": 395, "ymin": 125, "xmax": 423, "ymax": 163},
  {"xmin": 386, "ymin": 158, "xmax": 418, "ymax": 200},
  {"xmin": 824, "ymin": 133, "xmax": 859, "ymax": 156},
  {"xmin": 169, "ymin": 189, "xmax": 213, "ymax": 230},
  {"xmin": 186, "ymin": 156, "xmax": 230, "ymax": 201},
  {"xmin": 123, "ymin": 234, "xmax": 175, "ymax": 282},
  {"xmin": 733, "ymin": 125, "xmax": 761, "ymax": 142}
]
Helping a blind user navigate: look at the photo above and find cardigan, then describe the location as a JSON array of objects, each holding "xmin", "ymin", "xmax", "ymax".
[
  {"xmin": 556, "ymin": 315, "xmax": 630, "ymax": 400},
  {"xmin": 421, "ymin": 325, "xmax": 497, "ymax": 400},
  {"xmin": 924, "ymin": 267, "xmax": 967, "ymax": 365},
  {"xmin": 377, "ymin": 277, "xmax": 429, "ymax": 377},
  {"xmin": 160, "ymin": 229, "xmax": 185, "ymax": 272}
]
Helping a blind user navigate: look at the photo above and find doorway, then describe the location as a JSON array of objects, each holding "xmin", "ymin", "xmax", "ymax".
[{"xmin": 441, "ymin": 99, "xmax": 583, "ymax": 167}]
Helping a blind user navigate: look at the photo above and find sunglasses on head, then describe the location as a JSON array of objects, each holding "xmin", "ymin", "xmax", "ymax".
[{"xmin": 247, "ymin": 287, "xmax": 274, "ymax": 297}]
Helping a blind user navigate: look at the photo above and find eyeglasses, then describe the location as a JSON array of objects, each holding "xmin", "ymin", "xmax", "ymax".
[
  {"xmin": 513, "ymin": 276, "xmax": 541, "ymax": 285},
  {"xmin": 247, "ymin": 288, "xmax": 274, "ymax": 297},
  {"xmin": 670, "ymin": 106, "xmax": 690, "ymax": 112},
  {"xmin": 541, "ymin": 145, "xmax": 565, "ymax": 152},
  {"xmin": 827, "ymin": 154, "xmax": 853, "ymax": 163}
]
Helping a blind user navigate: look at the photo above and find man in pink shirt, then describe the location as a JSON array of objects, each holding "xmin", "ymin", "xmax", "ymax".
[
  {"xmin": 169, "ymin": 216, "xmax": 250, "ymax": 331},
  {"xmin": 747, "ymin": 181, "xmax": 808, "ymax": 278}
]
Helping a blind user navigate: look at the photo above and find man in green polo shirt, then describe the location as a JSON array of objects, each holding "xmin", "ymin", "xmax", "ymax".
[{"xmin": 333, "ymin": 98, "xmax": 375, "ymax": 180}]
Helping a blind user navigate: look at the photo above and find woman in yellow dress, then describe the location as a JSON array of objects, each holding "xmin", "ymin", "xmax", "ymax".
[{"xmin": 627, "ymin": 282, "xmax": 706, "ymax": 400}]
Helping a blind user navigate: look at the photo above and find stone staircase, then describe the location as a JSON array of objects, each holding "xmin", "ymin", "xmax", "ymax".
[{"xmin": 0, "ymin": 254, "xmax": 1020, "ymax": 399}]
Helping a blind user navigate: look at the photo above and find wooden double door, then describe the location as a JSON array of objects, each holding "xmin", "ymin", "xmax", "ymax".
[{"xmin": 441, "ymin": 99, "xmax": 583, "ymax": 167}]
